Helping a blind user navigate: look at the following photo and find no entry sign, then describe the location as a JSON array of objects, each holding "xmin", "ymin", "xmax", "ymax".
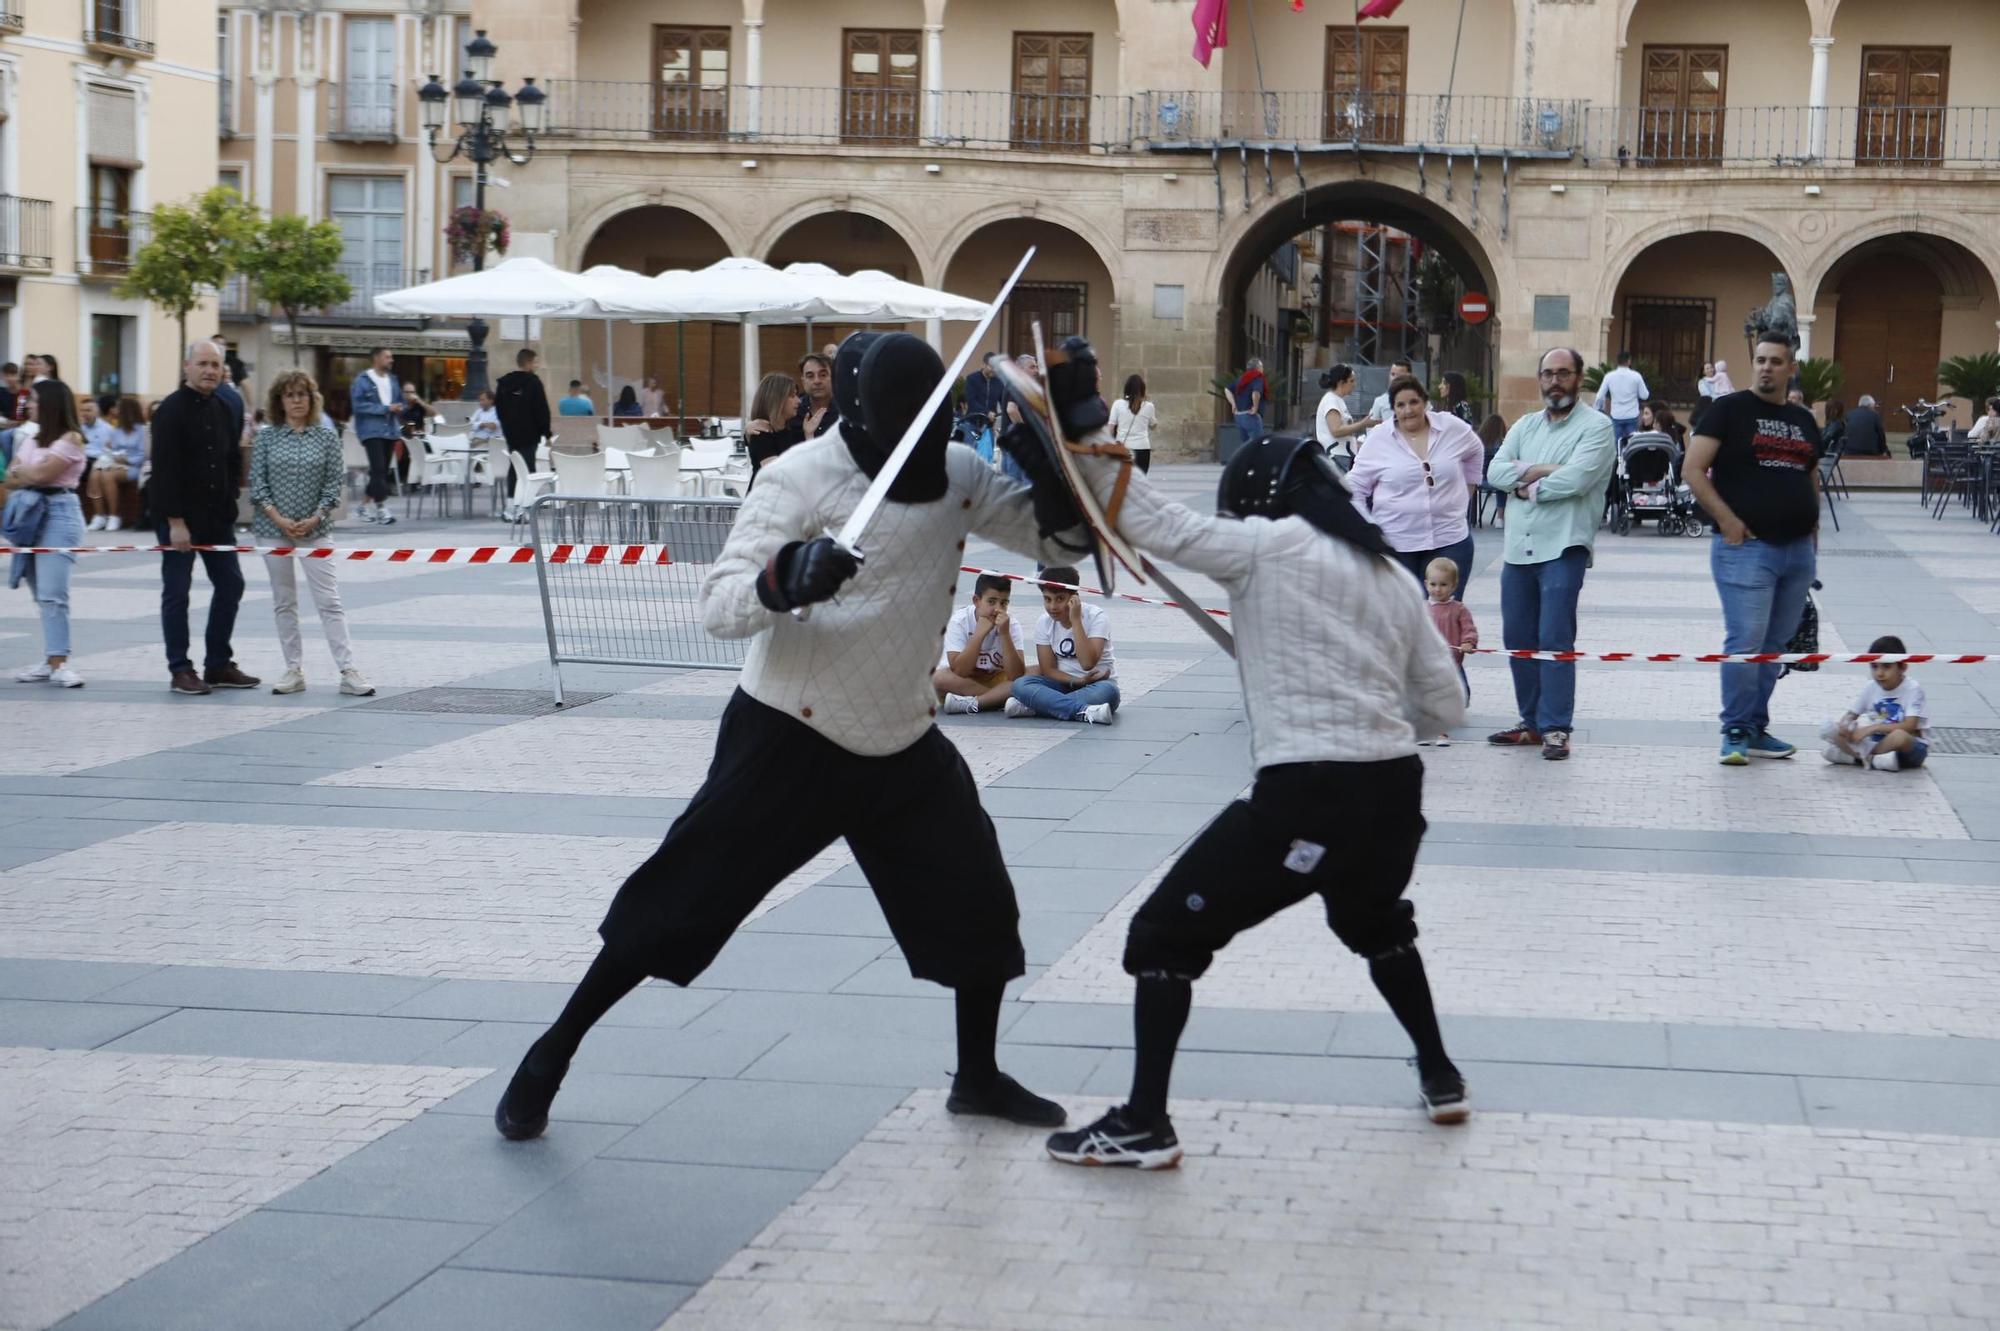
[{"xmin": 1458, "ymin": 292, "xmax": 1491, "ymax": 324}]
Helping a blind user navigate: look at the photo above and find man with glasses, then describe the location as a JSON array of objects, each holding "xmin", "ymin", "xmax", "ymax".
[{"xmin": 1483, "ymin": 348, "xmax": 1617, "ymax": 761}]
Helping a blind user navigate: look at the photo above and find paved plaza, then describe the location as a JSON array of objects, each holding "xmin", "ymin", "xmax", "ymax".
[{"xmin": 4, "ymin": 471, "xmax": 1999, "ymax": 1330}]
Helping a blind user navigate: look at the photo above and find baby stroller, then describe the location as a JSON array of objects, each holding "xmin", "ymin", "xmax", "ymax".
[{"xmin": 1611, "ymin": 431, "xmax": 1706, "ymax": 537}]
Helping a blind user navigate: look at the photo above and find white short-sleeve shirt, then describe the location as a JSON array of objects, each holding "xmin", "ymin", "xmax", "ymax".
[
  {"xmin": 1851, "ymin": 677, "xmax": 1930, "ymax": 738},
  {"xmin": 1035, "ymin": 602, "xmax": 1116, "ymax": 678},
  {"xmin": 1315, "ymin": 390, "xmax": 1351, "ymax": 451},
  {"xmin": 938, "ymin": 602, "xmax": 1030, "ymax": 674},
  {"xmin": 1109, "ymin": 398, "xmax": 1155, "ymax": 453}
]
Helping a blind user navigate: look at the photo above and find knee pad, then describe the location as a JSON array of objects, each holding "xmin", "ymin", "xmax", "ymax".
[
  {"xmin": 1328, "ymin": 897, "xmax": 1418, "ymax": 959},
  {"xmin": 1122, "ymin": 914, "xmax": 1216, "ymax": 983}
]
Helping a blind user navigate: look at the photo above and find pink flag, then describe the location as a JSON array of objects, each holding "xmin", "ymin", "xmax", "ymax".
[
  {"xmin": 1191, "ymin": 0, "xmax": 1227, "ymax": 66},
  {"xmin": 1358, "ymin": 0, "xmax": 1405, "ymax": 16}
]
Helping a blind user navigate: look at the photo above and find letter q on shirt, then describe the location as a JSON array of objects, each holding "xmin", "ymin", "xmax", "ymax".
[
  {"xmin": 1035, "ymin": 602, "xmax": 1117, "ymax": 679},
  {"xmin": 938, "ymin": 603, "xmax": 1031, "ymax": 674}
]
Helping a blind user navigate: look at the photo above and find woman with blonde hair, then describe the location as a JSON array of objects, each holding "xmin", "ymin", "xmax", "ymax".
[
  {"xmin": 744, "ymin": 371, "xmax": 802, "ymax": 472},
  {"xmin": 250, "ymin": 370, "xmax": 373, "ymax": 696}
]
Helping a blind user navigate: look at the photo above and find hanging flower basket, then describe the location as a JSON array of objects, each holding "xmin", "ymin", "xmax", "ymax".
[{"xmin": 445, "ymin": 206, "xmax": 510, "ymax": 265}]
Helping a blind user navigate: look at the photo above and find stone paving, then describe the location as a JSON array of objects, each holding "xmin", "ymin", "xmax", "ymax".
[{"xmin": 3, "ymin": 476, "xmax": 1999, "ymax": 1330}]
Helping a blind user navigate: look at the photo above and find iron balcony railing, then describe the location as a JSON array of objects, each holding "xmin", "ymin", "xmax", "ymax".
[
  {"xmin": 1577, "ymin": 103, "xmax": 2000, "ymax": 168},
  {"xmin": 75, "ymin": 206, "xmax": 149, "ymax": 279},
  {"xmin": 82, "ymin": 0, "xmax": 153, "ymax": 57},
  {"xmin": 1134, "ymin": 92, "xmax": 1586, "ymax": 155},
  {"xmin": 327, "ymin": 80, "xmax": 399, "ymax": 140},
  {"xmin": 0, "ymin": 195, "xmax": 54, "ymax": 272},
  {"xmin": 314, "ymin": 263, "xmax": 431, "ymax": 321},
  {"xmin": 218, "ymin": 273, "xmax": 256, "ymax": 319},
  {"xmin": 220, "ymin": 74, "xmax": 235, "ymax": 136},
  {"xmin": 543, "ymin": 81, "xmax": 1135, "ymax": 153}
]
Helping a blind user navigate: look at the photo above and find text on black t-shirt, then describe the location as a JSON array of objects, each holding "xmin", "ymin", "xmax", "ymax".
[{"xmin": 1692, "ymin": 390, "xmax": 1824, "ymax": 544}]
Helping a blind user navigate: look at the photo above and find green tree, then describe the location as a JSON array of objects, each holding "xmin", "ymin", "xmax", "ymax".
[
  {"xmin": 241, "ymin": 214, "xmax": 353, "ymax": 367},
  {"xmin": 116, "ymin": 186, "xmax": 260, "ymax": 353},
  {"xmin": 1938, "ymin": 352, "xmax": 2000, "ymax": 409}
]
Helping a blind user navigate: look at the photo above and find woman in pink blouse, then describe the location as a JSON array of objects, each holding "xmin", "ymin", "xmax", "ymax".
[
  {"xmin": 5, "ymin": 381, "xmax": 89, "ymax": 686},
  {"xmin": 1346, "ymin": 374, "xmax": 1485, "ymax": 600}
]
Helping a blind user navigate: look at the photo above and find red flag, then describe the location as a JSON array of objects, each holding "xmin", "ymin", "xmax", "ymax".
[
  {"xmin": 1292, "ymin": 0, "xmax": 1305, "ymax": 10},
  {"xmin": 1359, "ymin": 0, "xmax": 1405, "ymax": 16},
  {"xmin": 1191, "ymin": 0, "xmax": 1227, "ymax": 66}
]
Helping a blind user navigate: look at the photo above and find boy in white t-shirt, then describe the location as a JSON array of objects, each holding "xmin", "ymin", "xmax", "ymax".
[
  {"xmin": 935, "ymin": 573, "xmax": 1032, "ymax": 714},
  {"xmin": 1007, "ymin": 565, "xmax": 1120, "ymax": 724},
  {"xmin": 1822, "ymin": 635, "xmax": 1930, "ymax": 771}
]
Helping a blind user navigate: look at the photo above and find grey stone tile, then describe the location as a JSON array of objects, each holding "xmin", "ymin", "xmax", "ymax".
[
  {"xmin": 1332, "ymin": 1012, "xmax": 1673, "ymax": 1068},
  {"xmin": 603, "ymin": 1077, "xmax": 905, "ymax": 1170},
  {"xmin": 1007, "ymin": 830, "xmax": 1189, "ymax": 870},
  {"xmin": 681, "ymin": 989, "xmax": 971, "ymax": 1044},
  {"xmin": 1082, "ymin": 1048, "xmax": 1416, "ymax": 1108},
  {"xmin": 0, "ymin": 998, "xmax": 173, "ymax": 1049},
  {"xmin": 383, "ymin": 978, "xmax": 721, "ymax": 1029},
  {"xmin": 1005, "ymin": 865, "xmax": 1147, "ymax": 914},
  {"xmin": 268, "ymin": 1112, "xmax": 631, "ymax": 1224},
  {"xmin": 102, "ymin": 1008, "xmax": 473, "ymax": 1064},
  {"xmin": 1667, "ymin": 1024, "xmax": 2000, "ymax": 1085},
  {"xmin": 1019, "ymin": 910, "xmax": 1108, "ymax": 965},
  {"xmin": 0, "ymin": 843, "xmax": 63, "ymax": 869},
  {"xmin": 1094, "ymin": 773, "xmax": 1250, "ymax": 805},
  {"xmin": 978, "ymin": 786, "xmax": 1110, "ymax": 820},
  {"xmin": 1800, "ymin": 1076, "xmax": 2000, "ymax": 1137},
  {"xmin": 0, "ymin": 817, "xmax": 154, "ymax": 848},
  {"xmin": 833, "ymin": 960, "xmax": 1046, "ymax": 1000},
  {"xmin": 356, "ymin": 1268, "xmax": 693, "ymax": 1331},
  {"xmin": 450, "ymin": 1159, "xmax": 815, "ymax": 1284},
  {"xmin": 689, "ymin": 932, "xmax": 890, "ymax": 993},
  {"xmin": 987, "ymin": 761, "xmax": 1143, "ymax": 792},
  {"xmin": 1063, "ymin": 800, "xmax": 1224, "ymax": 836},
  {"xmin": 1006, "ymin": 1000, "xmax": 1341, "ymax": 1058},
  {"xmin": 0, "ymin": 957, "xmax": 162, "ymax": 1001},
  {"xmin": 431, "ymin": 1069, "xmax": 700, "ymax": 1127},
  {"xmin": 94, "ymin": 966, "xmax": 444, "ymax": 1016},
  {"xmin": 570, "ymin": 1024, "xmax": 784, "ymax": 1079},
  {"xmin": 743, "ymin": 884, "xmax": 894, "ymax": 938},
  {"xmin": 740, "ymin": 1031, "xmax": 1102, "ymax": 1092},
  {"xmin": 1467, "ymin": 1061, "xmax": 1807, "ymax": 1126},
  {"xmin": 57, "ymin": 1210, "xmax": 485, "ymax": 1331}
]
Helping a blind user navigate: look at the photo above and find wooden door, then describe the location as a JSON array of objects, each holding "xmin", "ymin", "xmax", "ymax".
[
  {"xmin": 1324, "ymin": 28, "xmax": 1406, "ymax": 144},
  {"xmin": 1832, "ymin": 253, "xmax": 1942, "ymax": 416},
  {"xmin": 1639, "ymin": 46, "xmax": 1726, "ymax": 164},
  {"xmin": 653, "ymin": 27, "xmax": 730, "ymax": 139},
  {"xmin": 643, "ymin": 322, "xmax": 741, "ymax": 420},
  {"xmin": 843, "ymin": 30, "xmax": 920, "ymax": 145},
  {"xmin": 1012, "ymin": 34, "xmax": 1091, "ymax": 150},
  {"xmin": 1859, "ymin": 47, "xmax": 1948, "ymax": 163},
  {"xmin": 1006, "ymin": 283, "xmax": 1085, "ymax": 359},
  {"xmin": 1622, "ymin": 296, "xmax": 1713, "ymax": 406}
]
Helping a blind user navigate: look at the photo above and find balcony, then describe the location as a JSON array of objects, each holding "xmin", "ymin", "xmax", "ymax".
[
  {"xmin": 0, "ymin": 195, "xmax": 54, "ymax": 272},
  {"xmin": 305, "ymin": 264, "xmax": 432, "ymax": 323},
  {"xmin": 75, "ymin": 206, "xmax": 149, "ymax": 280},
  {"xmin": 218, "ymin": 273, "xmax": 257, "ymax": 321},
  {"xmin": 1577, "ymin": 104, "xmax": 2000, "ymax": 169},
  {"xmin": 544, "ymin": 82, "xmax": 1136, "ymax": 153},
  {"xmin": 1136, "ymin": 92, "xmax": 1584, "ymax": 155},
  {"xmin": 82, "ymin": 0, "xmax": 154, "ymax": 58},
  {"xmin": 220, "ymin": 75, "xmax": 235, "ymax": 137},
  {"xmin": 327, "ymin": 80, "xmax": 399, "ymax": 142}
]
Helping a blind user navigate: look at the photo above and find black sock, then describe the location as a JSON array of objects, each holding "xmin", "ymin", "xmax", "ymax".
[
  {"xmin": 953, "ymin": 982, "xmax": 1004, "ymax": 1083},
  {"xmin": 1128, "ymin": 974, "xmax": 1192, "ymax": 1125},
  {"xmin": 1368, "ymin": 946, "xmax": 1452, "ymax": 1074},
  {"xmin": 535, "ymin": 946, "xmax": 645, "ymax": 1070}
]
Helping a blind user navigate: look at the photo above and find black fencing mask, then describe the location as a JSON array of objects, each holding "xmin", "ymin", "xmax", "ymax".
[
  {"xmin": 1217, "ymin": 435, "xmax": 1392, "ymax": 556},
  {"xmin": 838, "ymin": 332, "xmax": 951, "ymax": 504}
]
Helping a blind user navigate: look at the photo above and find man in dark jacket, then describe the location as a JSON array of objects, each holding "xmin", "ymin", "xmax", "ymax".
[
  {"xmin": 962, "ymin": 352, "xmax": 1000, "ymax": 425},
  {"xmin": 150, "ymin": 340, "xmax": 258, "ymax": 696},
  {"xmin": 494, "ymin": 347, "xmax": 552, "ymax": 521},
  {"xmin": 1842, "ymin": 396, "xmax": 1888, "ymax": 456}
]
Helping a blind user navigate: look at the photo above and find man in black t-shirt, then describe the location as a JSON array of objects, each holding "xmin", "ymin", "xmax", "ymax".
[{"xmin": 1686, "ymin": 337, "xmax": 1824, "ymax": 767}]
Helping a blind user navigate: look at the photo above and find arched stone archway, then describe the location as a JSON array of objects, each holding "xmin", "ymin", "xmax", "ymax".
[
  {"xmin": 1811, "ymin": 229, "xmax": 2000, "ymax": 414},
  {"xmin": 941, "ymin": 216, "xmax": 1118, "ymax": 369},
  {"xmin": 757, "ymin": 209, "xmax": 932, "ymax": 371},
  {"xmin": 1607, "ymin": 230, "xmax": 1794, "ymax": 407},
  {"xmin": 580, "ymin": 205, "xmax": 736, "ymax": 418}
]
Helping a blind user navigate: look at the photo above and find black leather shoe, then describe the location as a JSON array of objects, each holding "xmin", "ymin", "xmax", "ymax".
[
  {"xmin": 494, "ymin": 1041, "xmax": 569, "ymax": 1141},
  {"xmin": 946, "ymin": 1070, "xmax": 1067, "ymax": 1127}
]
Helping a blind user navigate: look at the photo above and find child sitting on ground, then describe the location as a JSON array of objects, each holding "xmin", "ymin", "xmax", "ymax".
[
  {"xmin": 1421, "ymin": 556, "xmax": 1477, "ymax": 748},
  {"xmin": 935, "ymin": 573, "xmax": 1031, "ymax": 715},
  {"xmin": 1007, "ymin": 565, "xmax": 1120, "ymax": 724},
  {"xmin": 1822, "ymin": 635, "xmax": 1930, "ymax": 771}
]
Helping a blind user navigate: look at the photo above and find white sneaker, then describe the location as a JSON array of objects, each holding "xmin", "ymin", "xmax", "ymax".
[
  {"xmin": 1082, "ymin": 702, "xmax": 1115, "ymax": 725},
  {"xmin": 1435, "ymin": 734, "xmax": 1452, "ymax": 747},
  {"xmin": 14, "ymin": 662, "xmax": 52, "ymax": 683},
  {"xmin": 1003, "ymin": 697, "xmax": 1032, "ymax": 719},
  {"xmin": 106, "ymin": 516, "xmax": 122, "ymax": 532},
  {"xmin": 941, "ymin": 694, "xmax": 981, "ymax": 715},
  {"xmin": 50, "ymin": 665, "xmax": 84, "ymax": 688},
  {"xmin": 1821, "ymin": 743, "xmax": 1860, "ymax": 767},
  {"xmin": 376, "ymin": 507, "xmax": 397, "ymax": 526},
  {"xmin": 86, "ymin": 515, "xmax": 108, "ymax": 531},
  {"xmin": 339, "ymin": 668, "xmax": 376, "ymax": 697},
  {"xmin": 1870, "ymin": 751, "xmax": 1900, "ymax": 772},
  {"xmin": 271, "ymin": 666, "xmax": 306, "ymax": 695},
  {"xmin": 357, "ymin": 503, "xmax": 376, "ymax": 523}
]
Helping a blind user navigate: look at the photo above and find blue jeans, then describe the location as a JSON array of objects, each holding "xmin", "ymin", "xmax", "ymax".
[
  {"xmin": 1612, "ymin": 416, "xmax": 1640, "ymax": 444},
  {"xmin": 1500, "ymin": 546, "xmax": 1589, "ymax": 733},
  {"xmin": 24, "ymin": 493, "xmax": 82, "ymax": 658},
  {"xmin": 1392, "ymin": 532, "xmax": 1475, "ymax": 602},
  {"xmin": 1234, "ymin": 411, "xmax": 1265, "ymax": 444},
  {"xmin": 1011, "ymin": 673, "xmax": 1121, "ymax": 721},
  {"xmin": 158, "ymin": 525, "xmax": 246, "ymax": 676},
  {"xmin": 1712, "ymin": 535, "xmax": 1816, "ymax": 733}
]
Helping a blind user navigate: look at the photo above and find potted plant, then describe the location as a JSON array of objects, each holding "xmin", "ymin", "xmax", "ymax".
[{"xmin": 445, "ymin": 205, "xmax": 511, "ymax": 267}]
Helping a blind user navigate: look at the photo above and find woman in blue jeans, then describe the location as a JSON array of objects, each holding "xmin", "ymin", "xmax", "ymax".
[{"xmin": 6, "ymin": 381, "xmax": 88, "ymax": 687}]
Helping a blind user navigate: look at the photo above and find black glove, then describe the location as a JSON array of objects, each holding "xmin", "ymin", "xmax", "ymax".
[
  {"xmin": 755, "ymin": 536, "xmax": 860, "ymax": 612},
  {"xmin": 998, "ymin": 422, "xmax": 1090, "ymax": 553},
  {"xmin": 1048, "ymin": 337, "xmax": 1111, "ymax": 439}
]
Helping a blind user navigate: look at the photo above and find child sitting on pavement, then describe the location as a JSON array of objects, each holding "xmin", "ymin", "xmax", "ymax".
[
  {"xmin": 936, "ymin": 573, "xmax": 1031, "ymax": 715},
  {"xmin": 1421, "ymin": 556, "xmax": 1477, "ymax": 748},
  {"xmin": 1822, "ymin": 635, "xmax": 1930, "ymax": 771},
  {"xmin": 1007, "ymin": 565, "xmax": 1120, "ymax": 724}
]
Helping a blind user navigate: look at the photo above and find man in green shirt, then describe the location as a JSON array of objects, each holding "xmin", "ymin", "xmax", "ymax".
[{"xmin": 1483, "ymin": 347, "xmax": 1618, "ymax": 761}]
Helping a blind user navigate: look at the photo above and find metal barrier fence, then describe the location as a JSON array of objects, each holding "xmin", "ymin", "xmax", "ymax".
[{"xmin": 529, "ymin": 494, "xmax": 744, "ymax": 704}]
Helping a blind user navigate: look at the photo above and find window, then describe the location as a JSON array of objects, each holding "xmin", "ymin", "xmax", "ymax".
[
  {"xmin": 1324, "ymin": 27, "xmax": 1406, "ymax": 144},
  {"xmin": 90, "ymin": 314, "xmax": 133, "ymax": 398},
  {"xmin": 1859, "ymin": 47, "xmax": 1948, "ymax": 164},
  {"xmin": 448, "ymin": 175, "xmax": 475, "ymax": 270},
  {"xmin": 1007, "ymin": 282, "xmax": 1085, "ymax": 359},
  {"xmin": 1638, "ymin": 46, "xmax": 1726, "ymax": 164},
  {"xmin": 842, "ymin": 30, "xmax": 920, "ymax": 145},
  {"xmin": 653, "ymin": 26, "xmax": 729, "ymax": 138},
  {"xmin": 1621, "ymin": 295, "xmax": 1714, "ymax": 405},
  {"xmin": 453, "ymin": 18, "xmax": 472, "ymax": 75},
  {"xmin": 340, "ymin": 18, "xmax": 396, "ymax": 136},
  {"xmin": 82, "ymin": 164, "xmax": 135, "ymax": 276},
  {"xmin": 218, "ymin": 167, "xmax": 243, "ymax": 195},
  {"xmin": 218, "ymin": 15, "xmax": 234, "ymax": 135},
  {"xmin": 329, "ymin": 175, "xmax": 405, "ymax": 311},
  {"xmin": 1012, "ymin": 34, "xmax": 1091, "ymax": 150},
  {"xmin": 87, "ymin": 85, "xmax": 139, "ymax": 164}
]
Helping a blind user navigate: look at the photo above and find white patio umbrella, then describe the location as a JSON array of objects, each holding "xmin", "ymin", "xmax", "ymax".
[
  {"xmin": 372, "ymin": 255, "xmax": 618, "ymax": 319},
  {"xmin": 782, "ymin": 264, "xmax": 990, "ymax": 322}
]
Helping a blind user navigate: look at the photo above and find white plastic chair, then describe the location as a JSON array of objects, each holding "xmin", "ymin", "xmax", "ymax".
[
  {"xmin": 644, "ymin": 425, "xmax": 677, "ymax": 451},
  {"xmin": 504, "ymin": 451, "xmax": 558, "ymax": 542},
  {"xmin": 474, "ymin": 439, "xmax": 509, "ymax": 516},
  {"xmin": 340, "ymin": 428, "xmax": 369, "ymax": 500},
  {"xmin": 552, "ymin": 447, "xmax": 610, "ymax": 497},
  {"xmin": 596, "ymin": 422, "xmax": 641, "ymax": 453},
  {"xmin": 403, "ymin": 435, "xmax": 457, "ymax": 517},
  {"xmin": 627, "ymin": 450, "xmax": 687, "ymax": 499}
]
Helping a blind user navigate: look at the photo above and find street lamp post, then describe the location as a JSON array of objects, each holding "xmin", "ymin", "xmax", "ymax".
[{"xmin": 417, "ymin": 31, "xmax": 548, "ymax": 398}]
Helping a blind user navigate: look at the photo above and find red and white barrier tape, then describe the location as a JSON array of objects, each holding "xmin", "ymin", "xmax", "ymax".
[{"xmin": 6, "ymin": 545, "xmax": 1989, "ymax": 665}]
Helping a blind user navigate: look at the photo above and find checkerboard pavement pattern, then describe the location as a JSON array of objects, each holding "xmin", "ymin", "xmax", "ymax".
[{"xmin": 4, "ymin": 484, "xmax": 1998, "ymax": 1331}]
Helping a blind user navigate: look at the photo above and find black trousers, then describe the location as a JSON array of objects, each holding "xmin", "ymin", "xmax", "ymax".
[
  {"xmin": 504, "ymin": 436, "xmax": 538, "ymax": 499},
  {"xmin": 599, "ymin": 690, "xmax": 1027, "ymax": 988},
  {"xmin": 1124, "ymin": 757, "xmax": 1427, "ymax": 978},
  {"xmin": 156, "ymin": 526, "xmax": 244, "ymax": 675},
  {"xmin": 361, "ymin": 436, "xmax": 397, "ymax": 503}
]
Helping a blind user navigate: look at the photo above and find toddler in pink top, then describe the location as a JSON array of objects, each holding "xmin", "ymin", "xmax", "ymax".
[{"xmin": 1422, "ymin": 556, "xmax": 1478, "ymax": 746}]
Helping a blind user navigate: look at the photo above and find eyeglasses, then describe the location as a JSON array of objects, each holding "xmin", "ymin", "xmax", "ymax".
[{"xmin": 1538, "ymin": 369, "xmax": 1579, "ymax": 381}]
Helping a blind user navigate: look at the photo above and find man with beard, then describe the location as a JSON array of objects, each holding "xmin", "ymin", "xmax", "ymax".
[
  {"xmin": 1483, "ymin": 348, "xmax": 1617, "ymax": 762},
  {"xmin": 493, "ymin": 331, "xmax": 1089, "ymax": 1143}
]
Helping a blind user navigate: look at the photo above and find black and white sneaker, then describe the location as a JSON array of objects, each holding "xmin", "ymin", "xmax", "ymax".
[
  {"xmin": 1419, "ymin": 1063, "xmax": 1471, "ymax": 1125},
  {"xmin": 946, "ymin": 1070, "xmax": 1066, "ymax": 1127},
  {"xmin": 1046, "ymin": 1106, "xmax": 1182, "ymax": 1170}
]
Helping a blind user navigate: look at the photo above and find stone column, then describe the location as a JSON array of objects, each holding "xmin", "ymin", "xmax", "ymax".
[
  {"xmin": 295, "ymin": 14, "xmax": 320, "ymax": 223},
  {"xmin": 743, "ymin": 19, "xmax": 762, "ymax": 136},
  {"xmin": 1808, "ymin": 37, "xmax": 1833, "ymax": 160},
  {"xmin": 1796, "ymin": 312, "xmax": 1816, "ymax": 360},
  {"xmin": 922, "ymin": 24, "xmax": 943, "ymax": 140}
]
